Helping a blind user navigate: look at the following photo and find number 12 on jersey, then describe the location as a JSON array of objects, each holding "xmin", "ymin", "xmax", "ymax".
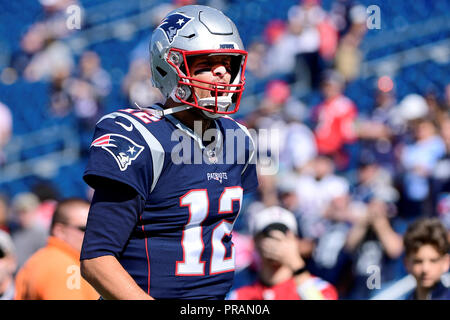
[{"xmin": 176, "ymin": 187, "xmax": 243, "ymax": 276}]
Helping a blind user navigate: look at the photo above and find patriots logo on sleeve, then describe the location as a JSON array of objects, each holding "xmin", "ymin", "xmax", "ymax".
[
  {"xmin": 91, "ymin": 134, "xmax": 144, "ymax": 171},
  {"xmin": 157, "ymin": 13, "xmax": 193, "ymax": 43}
]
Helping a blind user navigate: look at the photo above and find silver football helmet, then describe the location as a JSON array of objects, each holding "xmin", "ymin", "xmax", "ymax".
[{"xmin": 149, "ymin": 5, "xmax": 247, "ymax": 118}]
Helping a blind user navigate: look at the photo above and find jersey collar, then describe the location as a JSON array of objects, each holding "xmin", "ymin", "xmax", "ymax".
[{"xmin": 154, "ymin": 104, "xmax": 223, "ymax": 151}]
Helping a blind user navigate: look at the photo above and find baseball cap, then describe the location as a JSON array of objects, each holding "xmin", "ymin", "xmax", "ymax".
[
  {"xmin": 0, "ymin": 230, "xmax": 15, "ymax": 258},
  {"xmin": 398, "ymin": 93, "xmax": 429, "ymax": 121},
  {"xmin": 249, "ymin": 206, "xmax": 298, "ymax": 236}
]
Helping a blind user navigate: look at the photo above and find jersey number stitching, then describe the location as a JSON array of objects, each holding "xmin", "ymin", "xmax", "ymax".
[{"xmin": 176, "ymin": 187, "xmax": 243, "ymax": 276}]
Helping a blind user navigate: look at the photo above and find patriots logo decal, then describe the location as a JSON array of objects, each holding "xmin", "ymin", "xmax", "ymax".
[
  {"xmin": 91, "ymin": 134, "xmax": 144, "ymax": 171},
  {"xmin": 157, "ymin": 13, "xmax": 193, "ymax": 44}
]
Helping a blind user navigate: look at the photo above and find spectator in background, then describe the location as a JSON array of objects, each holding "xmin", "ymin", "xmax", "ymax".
[
  {"xmin": 277, "ymin": 176, "xmax": 316, "ymax": 260},
  {"xmin": 425, "ymin": 90, "xmax": 447, "ymax": 127},
  {"xmin": 396, "ymin": 93, "xmax": 429, "ymax": 134},
  {"xmin": 31, "ymin": 181, "xmax": 60, "ymax": 230},
  {"xmin": 13, "ymin": 0, "xmax": 80, "ymax": 80},
  {"xmin": 0, "ymin": 230, "xmax": 16, "ymax": 300},
  {"xmin": 260, "ymin": 20, "xmax": 291, "ymax": 78},
  {"xmin": 357, "ymin": 89, "xmax": 402, "ymax": 175},
  {"xmin": 72, "ymin": 51, "xmax": 112, "ymax": 124},
  {"xmin": 351, "ymin": 154, "xmax": 399, "ymax": 207},
  {"xmin": 294, "ymin": 155, "xmax": 350, "ymax": 239},
  {"xmin": 49, "ymin": 41, "xmax": 109, "ymax": 123},
  {"xmin": 49, "ymin": 66, "xmax": 72, "ymax": 117},
  {"xmin": 38, "ymin": 0, "xmax": 81, "ymax": 38},
  {"xmin": 67, "ymin": 79, "xmax": 99, "ymax": 126},
  {"xmin": 15, "ymin": 198, "xmax": 99, "ymax": 300},
  {"xmin": 287, "ymin": 0, "xmax": 338, "ymax": 88},
  {"xmin": 0, "ymin": 102, "xmax": 12, "ymax": 165},
  {"xmin": 334, "ymin": 5, "xmax": 367, "ymax": 81},
  {"xmin": 247, "ymin": 80, "xmax": 315, "ymax": 174},
  {"xmin": 229, "ymin": 206, "xmax": 338, "ymax": 300},
  {"xmin": 399, "ymin": 116, "xmax": 446, "ymax": 218},
  {"xmin": 23, "ymin": 35, "xmax": 74, "ymax": 83},
  {"xmin": 278, "ymin": 86, "xmax": 317, "ymax": 174},
  {"xmin": 329, "ymin": 0, "xmax": 360, "ymax": 37},
  {"xmin": 9, "ymin": 193, "xmax": 48, "ymax": 270},
  {"xmin": 122, "ymin": 58, "xmax": 164, "ymax": 108},
  {"xmin": 238, "ymin": 40, "xmax": 268, "ymax": 102},
  {"xmin": 345, "ymin": 193, "xmax": 407, "ymax": 299},
  {"xmin": 78, "ymin": 51, "xmax": 111, "ymax": 95},
  {"xmin": 403, "ymin": 218, "xmax": 450, "ymax": 300},
  {"xmin": 311, "ymin": 70, "xmax": 358, "ymax": 171},
  {"xmin": 306, "ymin": 173, "xmax": 355, "ymax": 293},
  {"xmin": 244, "ymin": 40, "xmax": 268, "ymax": 81}
]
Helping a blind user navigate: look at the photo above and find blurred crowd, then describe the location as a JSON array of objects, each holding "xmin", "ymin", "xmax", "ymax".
[{"xmin": 0, "ymin": 0, "xmax": 450, "ymax": 300}]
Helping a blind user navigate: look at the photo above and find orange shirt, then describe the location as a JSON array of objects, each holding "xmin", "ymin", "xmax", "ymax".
[{"xmin": 14, "ymin": 236, "xmax": 99, "ymax": 300}]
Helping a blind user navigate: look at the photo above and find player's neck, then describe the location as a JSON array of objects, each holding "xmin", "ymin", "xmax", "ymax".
[{"xmin": 165, "ymin": 100, "xmax": 213, "ymax": 135}]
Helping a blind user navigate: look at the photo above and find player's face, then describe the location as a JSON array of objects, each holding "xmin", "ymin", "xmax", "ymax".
[
  {"xmin": 406, "ymin": 244, "xmax": 450, "ymax": 289},
  {"xmin": 187, "ymin": 54, "xmax": 232, "ymax": 100}
]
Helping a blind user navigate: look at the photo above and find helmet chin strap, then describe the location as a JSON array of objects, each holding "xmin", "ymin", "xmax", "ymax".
[
  {"xmin": 140, "ymin": 87, "xmax": 233, "ymax": 118},
  {"xmin": 135, "ymin": 101, "xmax": 192, "ymax": 117},
  {"xmin": 198, "ymin": 95, "xmax": 232, "ymax": 119}
]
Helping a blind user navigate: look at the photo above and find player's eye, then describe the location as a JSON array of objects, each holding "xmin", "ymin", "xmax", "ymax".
[
  {"xmin": 193, "ymin": 67, "xmax": 211, "ymax": 75},
  {"xmin": 221, "ymin": 63, "xmax": 231, "ymax": 72}
]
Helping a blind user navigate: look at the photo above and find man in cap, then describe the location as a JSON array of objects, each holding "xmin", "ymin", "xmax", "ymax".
[{"xmin": 228, "ymin": 206, "xmax": 338, "ymax": 300}]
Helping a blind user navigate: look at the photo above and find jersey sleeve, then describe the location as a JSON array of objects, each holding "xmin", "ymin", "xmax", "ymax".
[
  {"xmin": 239, "ymin": 123, "xmax": 259, "ymax": 194},
  {"xmin": 242, "ymin": 162, "xmax": 258, "ymax": 194},
  {"xmin": 83, "ymin": 114, "xmax": 153, "ymax": 199},
  {"xmin": 80, "ymin": 180, "xmax": 144, "ymax": 260}
]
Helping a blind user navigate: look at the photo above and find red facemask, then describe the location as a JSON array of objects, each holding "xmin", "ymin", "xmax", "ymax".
[{"xmin": 166, "ymin": 48, "xmax": 248, "ymax": 115}]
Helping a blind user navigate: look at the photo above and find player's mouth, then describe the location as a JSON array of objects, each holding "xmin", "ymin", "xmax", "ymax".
[{"xmin": 215, "ymin": 83, "xmax": 227, "ymax": 96}]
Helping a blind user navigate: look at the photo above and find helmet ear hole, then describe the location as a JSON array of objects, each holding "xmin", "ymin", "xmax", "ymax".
[{"xmin": 156, "ymin": 67, "xmax": 167, "ymax": 77}]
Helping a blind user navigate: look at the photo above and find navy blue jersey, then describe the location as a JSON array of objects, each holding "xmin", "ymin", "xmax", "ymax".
[{"xmin": 81, "ymin": 105, "xmax": 258, "ymax": 299}]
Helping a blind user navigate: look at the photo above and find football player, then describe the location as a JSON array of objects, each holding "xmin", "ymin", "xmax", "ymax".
[{"xmin": 80, "ymin": 5, "xmax": 258, "ymax": 300}]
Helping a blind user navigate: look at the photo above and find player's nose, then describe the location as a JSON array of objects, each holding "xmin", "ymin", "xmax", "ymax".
[{"xmin": 212, "ymin": 65, "xmax": 227, "ymax": 77}]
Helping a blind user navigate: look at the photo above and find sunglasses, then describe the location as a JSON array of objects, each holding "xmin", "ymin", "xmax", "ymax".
[{"xmin": 0, "ymin": 247, "xmax": 5, "ymax": 259}]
